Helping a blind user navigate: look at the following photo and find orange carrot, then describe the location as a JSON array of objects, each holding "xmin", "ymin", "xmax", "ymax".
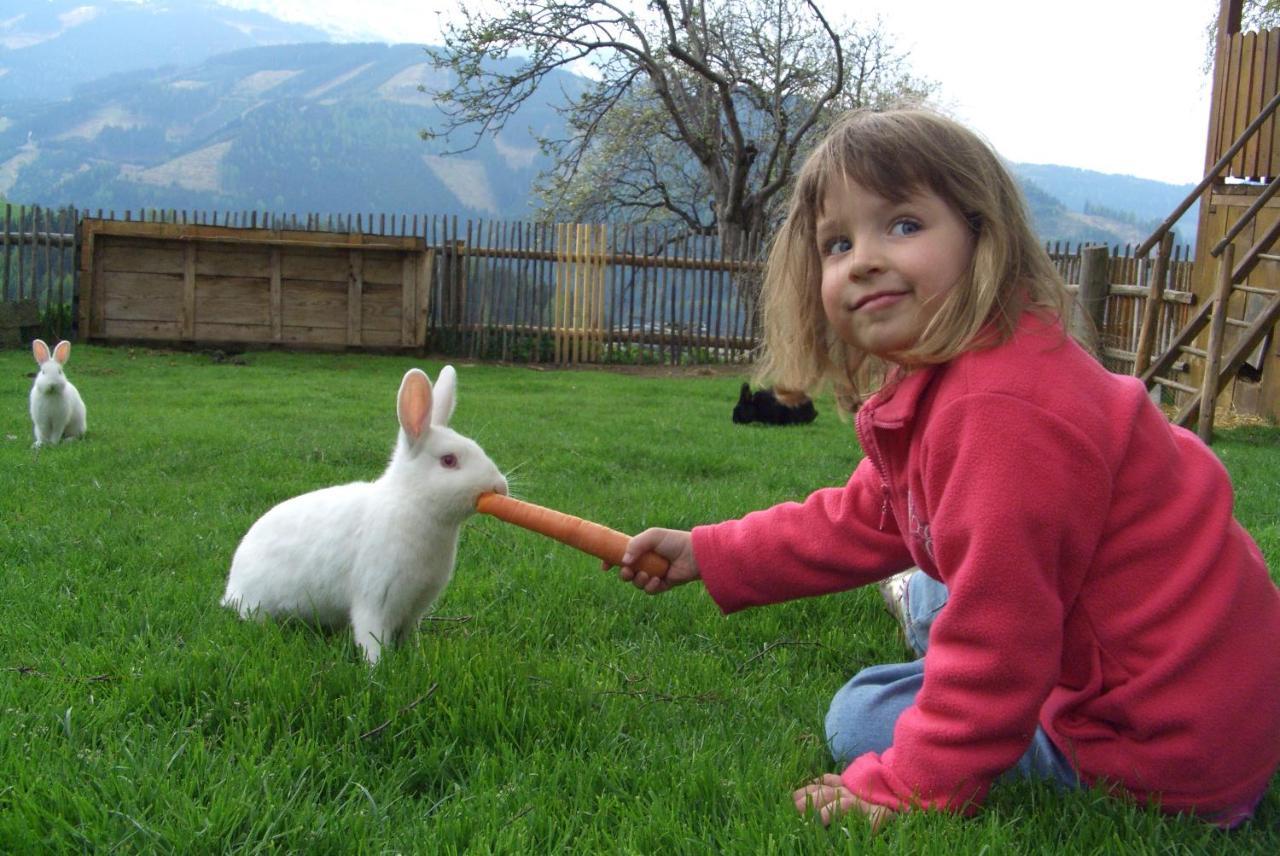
[{"xmin": 475, "ymin": 493, "xmax": 670, "ymax": 578}]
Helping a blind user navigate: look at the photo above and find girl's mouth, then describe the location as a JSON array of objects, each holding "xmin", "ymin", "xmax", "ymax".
[{"xmin": 852, "ymin": 291, "xmax": 909, "ymax": 312}]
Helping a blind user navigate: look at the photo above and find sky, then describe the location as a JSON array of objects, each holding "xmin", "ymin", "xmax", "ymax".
[{"xmin": 217, "ymin": 0, "xmax": 1218, "ymax": 186}]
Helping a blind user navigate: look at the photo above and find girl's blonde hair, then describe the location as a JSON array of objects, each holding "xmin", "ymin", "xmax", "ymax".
[{"xmin": 754, "ymin": 108, "xmax": 1074, "ymax": 410}]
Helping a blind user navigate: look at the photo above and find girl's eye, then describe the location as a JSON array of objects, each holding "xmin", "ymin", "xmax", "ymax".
[
  {"xmin": 821, "ymin": 237, "xmax": 852, "ymax": 255},
  {"xmin": 891, "ymin": 219, "xmax": 921, "ymax": 237},
  {"xmin": 441, "ymin": 453, "xmax": 459, "ymax": 469}
]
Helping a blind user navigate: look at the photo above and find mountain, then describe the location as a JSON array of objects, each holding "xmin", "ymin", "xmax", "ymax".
[
  {"xmin": 0, "ymin": 40, "xmax": 575, "ymax": 218},
  {"xmin": 1012, "ymin": 163, "xmax": 1199, "ymax": 250},
  {"xmin": 0, "ymin": 0, "xmax": 331, "ymax": 104},
  {"xmin": 0, "ymin": 1, "xmax": 1200, "ymax": 247}
]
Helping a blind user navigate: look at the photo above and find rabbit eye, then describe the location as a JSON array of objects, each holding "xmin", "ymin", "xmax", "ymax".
[{"xmin": 440, "ymin": 453, "xmax": 459, "ymax": 469}]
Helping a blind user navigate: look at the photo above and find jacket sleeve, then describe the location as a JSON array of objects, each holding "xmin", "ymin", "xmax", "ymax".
[
  {"xmin": 841, "ymin": 393, "xmax": 1112, "ymax": 812},
  {"xmin": 692, "ymin": 457, "xmax": 915, "ymax": 613}
]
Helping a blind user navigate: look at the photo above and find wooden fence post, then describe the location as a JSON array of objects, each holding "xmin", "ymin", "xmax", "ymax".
[
  {"xmin": 1072, "ymin": 245, "xmax": 1110, "ymax": 353},
  {"xmin": 1198, "ymin": 243, "xmax": 1235, "ymax": 443},
  {"xmin": 1133, "ymin": 233, "xmax": 1174, "ymax": 376}
]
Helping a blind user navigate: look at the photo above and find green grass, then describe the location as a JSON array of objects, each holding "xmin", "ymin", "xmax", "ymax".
[{"xmin": 1, "ymin": 345, "xmax": 1277, "ymax": 853}]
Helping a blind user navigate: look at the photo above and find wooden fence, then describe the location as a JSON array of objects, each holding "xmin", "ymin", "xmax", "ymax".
[
  {"xmin": 4, "ymin": 205, "xmax": 1197, "ymax": 378},
  {"xmin": 1, "ymin": 204, "xmax": 78, "ymax": 341},
  {"xmin": 1048, "ymin": 239, "xmax": 1197, "ymax": 375}
]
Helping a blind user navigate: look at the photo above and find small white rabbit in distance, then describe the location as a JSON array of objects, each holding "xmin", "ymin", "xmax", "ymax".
[
  {"xmin": 222, "ymin": 365, "xmax": 508, "ymax": 664},
  {"xmin": 29, "ymin": 339, "xmax": 87, "ymax": 447}
]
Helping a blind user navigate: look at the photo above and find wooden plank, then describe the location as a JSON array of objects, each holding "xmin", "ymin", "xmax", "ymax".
[
  {"xmin": 280, "ymin": 249, "xmax": 352, "ymax": 283},
  {"xmin": 1221, "ymin": 33, "xmax": 1242, "ymax": 169},
  {"xmin": 77, "ymin": 218, "xmax": 420, "ymax": 251},
  {"xmin": 195, "ymin": 276, "xmax": 272, "ymax": 326},
  {"xmin": 76, "ymin": 218, "xmax": 92, "ymax": 337},
  {"xmin": 1262, "ymin": 29, "xmax": 1279, "ymax": 179},
  {"xmin": 99, "ymin": 318, "xmax": 183, "ymax": 340},
  {"xmin": 554, "ymin": 223, "xmax": 565, "ymax": 364},
  {"xmin": 347, "ymin": 250, "xmax": 363, "ymax": 346},
  {"xmin": 182, "ymin": 242, "xmax": 196, "ymax": 339},
  {"xmin": 280, "ymin": 280, "xmax": 349, "ymax": 329},
  {"xmin": 100, "ymin": 242, "xmax": 186, "ymax": 275},
  {"xmin": 270, "ymin": 247, "xmax": 283, "ymax": 342},
  {"xmin": 417, "ymin": 248, "xmax": 434, "ymax": 348},
  {"xmin": 1, "ymin": 204, "xmax": 11, "ymax": 303},
  {"xmin": 401, "ymin": 253, "xmax": 415, "ymax": 345},
  {"xmin": 1233, "ymin": 33, "xmax": 1254, "ymax": 176},
  {"xmin": 362, "ymin": 253, "xmax": 411, "ymax": 286},
  {"xmin": 194, "ymin": 243, "xmax": 272, "ymax": 278},
  {"xmin": 278, "ymin": 325, "xmax": 348, "ymax": 346},
  {"xmin": 55, "ymin": 207, "xmax": 68, "ymax": 338},
  {"xmin": 101, "ymin": 271, "xmax": 183, "ymax": 321},
  {"xmin": 359, "ymin": 282, "xmax": 403, "ymax": 333},
  {"xmin": 1245, "ymin": 31, "xmax": 1263, "ymax": 177},
  {"xmin": 192, "ymin": 321, "xmax": 271, "ymax": 342}
]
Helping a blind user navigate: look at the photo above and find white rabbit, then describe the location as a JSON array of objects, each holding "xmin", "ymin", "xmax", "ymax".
[
  {"xmin": 29, "ymin": 339, "xmax": 87, "ymax": 447},
  {"xmin": 221, "ymin": 365, "xmax": 508, "ymax": 664}
]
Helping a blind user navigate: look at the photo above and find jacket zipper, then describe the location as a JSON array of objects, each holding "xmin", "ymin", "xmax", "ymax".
[{"xmin": 856, "ymin": 407, "xmax": 894, "ymax": 531}]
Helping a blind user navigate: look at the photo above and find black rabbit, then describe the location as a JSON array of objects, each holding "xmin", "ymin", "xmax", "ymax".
[{"xmin": 732, "ymin": 383, "xmax": 817, "ymax": 425}]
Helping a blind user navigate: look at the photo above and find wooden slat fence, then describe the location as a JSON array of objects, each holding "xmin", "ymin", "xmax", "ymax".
[
  {"xmin": 432, "ymin": 218, "xmax": 765, "ymax": 366},
  {"xmin": 1048, "ymin": 241, "xmax": 1196, "ymax": 376},
  {"xmin": 1, "ymin": 203, "xmax": 79, "ymax": 341},
  {"xmin": 5, "ymin": 207, "xmax": 1199, "ymax": 380}
]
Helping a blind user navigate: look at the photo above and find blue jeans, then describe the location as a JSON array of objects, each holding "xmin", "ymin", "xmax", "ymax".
[{"xmin": 825, "ymin": 571, "xmax": 1080, "ymax": 789}]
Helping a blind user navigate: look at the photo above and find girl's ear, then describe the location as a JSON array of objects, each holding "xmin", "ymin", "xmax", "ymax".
[
  {"xmin": 397, "ymin": 369, "xmax": 433, "ymax": 443},
  {"xmin": 53, "ymin": 340, "xmax": 71, "ymax": 364},
  {"xmin": 430, "ymin": 365, "xmax": 457, "ymax": 427},
  {"xmin": 32, "ymin": 339, "xmax": 49, "ymax": 364}
]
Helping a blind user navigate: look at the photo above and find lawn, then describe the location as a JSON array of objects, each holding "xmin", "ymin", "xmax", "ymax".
[{"xmin": 1, "ymin": 345, "xmax": 1277, "ymax": 853}]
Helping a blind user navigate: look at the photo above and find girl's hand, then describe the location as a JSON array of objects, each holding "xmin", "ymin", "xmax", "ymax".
[
  {"xmin": 606, "ymin": 527, "xmax": 700, "ymax": 594},
  {"xmin": 793, "ymin": 774, "xmax": 897, "ymax": 831}
]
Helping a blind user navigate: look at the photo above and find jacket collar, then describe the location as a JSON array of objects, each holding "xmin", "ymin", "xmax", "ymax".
[{"xmin": 860, "ymin": 363, "xmax": 942, "ymax": 430}]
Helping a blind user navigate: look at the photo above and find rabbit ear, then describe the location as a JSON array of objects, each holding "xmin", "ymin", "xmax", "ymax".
[
  {"xmin": 396, "ymin": 369, "xmax": 433, "ymax": 443},
  {"xmin": 738, "ymin": 383, "xmax": 751, "ymax": 405},
  {"xmin": 430, "ymin": 365, "xmax": 457, "ymax": 427},
  {"xmin": 53, "ymin": 340, "xmax": 71, "ymax": 364},
  {"xmin": 32, "ymin": 339, "xmax": 49, "ymax": 364}
]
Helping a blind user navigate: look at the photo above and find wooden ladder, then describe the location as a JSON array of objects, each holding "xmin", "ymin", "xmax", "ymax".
[
  {"xmin": 1139, "ymin": 224, "xmax": 1280, "ymax": 438},
  {"xmin": 1131, "ymin": 85, "xmax": 1280, "ymax": 442}
]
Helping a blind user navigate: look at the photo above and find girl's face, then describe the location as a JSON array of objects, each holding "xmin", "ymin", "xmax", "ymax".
[{"xmin": 815, "ymin": 175, "xmax": 976, "ymax": 360}]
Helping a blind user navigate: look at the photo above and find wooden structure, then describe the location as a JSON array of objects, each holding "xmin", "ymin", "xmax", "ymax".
[
  {"xmin": 77, "ymin": 219, "xmax": 432, "ymax": 349},
  {"xmin": 1135, "ymin": 0, "xmax": 1280, "ymax": 438}
]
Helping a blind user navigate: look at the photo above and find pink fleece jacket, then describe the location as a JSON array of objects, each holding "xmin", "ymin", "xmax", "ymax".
[{"xmin": 693, "ymin": 313, "xmax": 1280, "ymax": 818}]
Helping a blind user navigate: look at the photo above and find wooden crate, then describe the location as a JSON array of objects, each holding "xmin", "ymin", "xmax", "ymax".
[{"xmin": 77, "ymin": 220, "xmax": 433, "ymax": 350}]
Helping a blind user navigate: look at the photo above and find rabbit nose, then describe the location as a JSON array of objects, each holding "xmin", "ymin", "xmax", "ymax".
[{"xmin": 494, "ymin": 478, "xmax": 510, "ymax": 496}]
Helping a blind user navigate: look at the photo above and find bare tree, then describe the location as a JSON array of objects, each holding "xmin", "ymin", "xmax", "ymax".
[{"xmin": 422, "ymin": 0, "xmax": 930, "ymax": 270}]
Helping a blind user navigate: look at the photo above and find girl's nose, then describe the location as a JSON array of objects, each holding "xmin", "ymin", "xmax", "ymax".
[{"xmin": 847, "ymin": 237, "xmax": 884, "ymax": 279}]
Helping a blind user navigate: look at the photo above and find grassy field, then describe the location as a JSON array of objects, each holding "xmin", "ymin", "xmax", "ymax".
[{"xmin": 1, "ymin": 345, "xmax": 1277, "ymax": 853}]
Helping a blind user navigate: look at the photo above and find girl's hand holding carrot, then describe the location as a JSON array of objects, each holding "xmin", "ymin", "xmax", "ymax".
[
  {"xmin": 475, "ymin": 493, "xmax": 679, "ymax": 581},
  {"xmin": 613, "ymin": 527, "xmax": 701, "ymax": 595}
]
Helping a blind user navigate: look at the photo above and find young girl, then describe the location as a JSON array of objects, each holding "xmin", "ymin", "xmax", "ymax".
[{"xmin": 615, "ymin": 108, "xmax": 1280, "ymax": 830}]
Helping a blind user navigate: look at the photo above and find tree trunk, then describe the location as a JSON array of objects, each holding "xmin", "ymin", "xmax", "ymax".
[{"xmin": 717, "ymin": 213, "xmax": 765, "ymax": 339}]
